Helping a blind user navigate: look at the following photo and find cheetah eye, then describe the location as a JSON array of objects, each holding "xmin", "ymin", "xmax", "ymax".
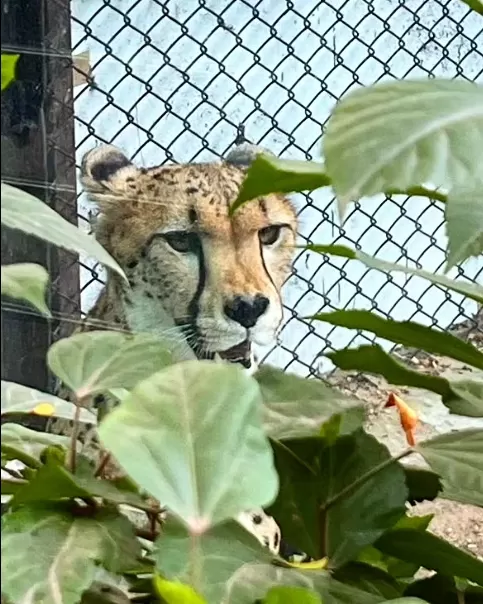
[
  {"xmin": 163, "ymin": 231, "xmax": 198, "ymax": 253},
  {"xmin": 259, "ymin": 225, "xmax": 283, "ymax": 246}
]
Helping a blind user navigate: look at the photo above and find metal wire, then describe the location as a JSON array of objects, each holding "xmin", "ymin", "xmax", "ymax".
[{"xmin": 3, "ymin": 0, "xmax": 483, "ymax": 379}]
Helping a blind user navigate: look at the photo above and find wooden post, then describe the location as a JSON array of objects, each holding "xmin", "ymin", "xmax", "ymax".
[{"xmin": 1, "ymin": 0, "xmax": 79, "ymax": 394}]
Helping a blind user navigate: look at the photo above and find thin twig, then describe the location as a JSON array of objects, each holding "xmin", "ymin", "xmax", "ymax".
[
  {"xmin": 94, "ymin": 451, "xmax": 111, "ymax": 478},
  {"xmin": 135, "ymin": 527, "xmax": 160, "ymax": 542},
  {"xmin": 324, "ymin": 448, "xmax": 412, "ymax": 510},
  {"xmin": 319, "ymin": 448, "xmax": 413, "ymax": 556},
  {"xmin": 68, "ymin": 402, "xmax": 83, "ymax": 473}
]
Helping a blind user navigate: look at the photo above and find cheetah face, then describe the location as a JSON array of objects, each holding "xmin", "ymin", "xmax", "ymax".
[{"xmin": 80, "ymin": 145, "xmax": 297, "ymax": 366}]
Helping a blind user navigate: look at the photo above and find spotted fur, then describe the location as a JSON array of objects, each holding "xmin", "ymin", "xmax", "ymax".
[{"xmin": 54, "ymin": 143, "xmax": 298, "ymax": 555}]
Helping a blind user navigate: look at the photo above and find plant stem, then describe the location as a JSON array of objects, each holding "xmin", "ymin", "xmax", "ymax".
[
  {"xmin": 94, "ymin": 451, "xmax": 111, "ymax": 478},
  {"xmin": 324, "ymin": 448, "xmax": 412, "ymax": 509},
  {"xmin": 135, "ymin": 527, "xmax": 159, "ymax": 541},
  {"xmin": 319, "ymin": 448, "xmax": 413, "ymax": 556},
  {"xmin": 68, "ymin": 403, "xmax": 82, "ymax": 473}
]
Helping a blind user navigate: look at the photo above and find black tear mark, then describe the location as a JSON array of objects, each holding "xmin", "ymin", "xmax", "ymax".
[
  {"xmin": 90, "ymin": 154, "xmax": 131, "ymax": 182},
  {"xmin": 259, "ymin": 197, "xmax": 268, "ymax": 215},
  {"xmin": 189, "ymin": 207, "xmax": 197, "ymax": 223},
  {"xmin": 187, "ymin": 237, "xmax": 205, "ymax": 326}
]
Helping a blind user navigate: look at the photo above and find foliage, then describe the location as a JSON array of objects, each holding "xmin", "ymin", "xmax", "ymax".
[
  {"xmin": 1, "ymin": 53, "xmax": 19, "ymax": 92},
  {"xmin": 1, "ymin": 3, "xmax": 483, "ymax": 601}
]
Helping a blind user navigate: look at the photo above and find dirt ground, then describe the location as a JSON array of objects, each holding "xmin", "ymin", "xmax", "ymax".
[{"xmin": 326, "ymin": 314, "xmax": 483, "ymax": 560}]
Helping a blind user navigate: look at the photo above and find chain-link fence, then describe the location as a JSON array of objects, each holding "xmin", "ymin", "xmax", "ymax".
[{"xmin": 2, "ymin": 0, "xmax": 482, "ymax": 388}]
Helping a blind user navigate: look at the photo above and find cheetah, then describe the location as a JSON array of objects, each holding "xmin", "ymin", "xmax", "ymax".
[{"xmin": 60, "ymin": 142, "xmax": 297, "ymax": 554}]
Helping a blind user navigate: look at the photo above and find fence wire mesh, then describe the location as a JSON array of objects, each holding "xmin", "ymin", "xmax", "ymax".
[{"xmin": 2, "ymin": 0, "xmax": 483, "ymax": 384}]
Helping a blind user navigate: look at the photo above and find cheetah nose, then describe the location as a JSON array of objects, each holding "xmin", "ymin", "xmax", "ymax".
[{"xmin": 223, "ymin": 294, "xmax": 270, "ymax": 328}]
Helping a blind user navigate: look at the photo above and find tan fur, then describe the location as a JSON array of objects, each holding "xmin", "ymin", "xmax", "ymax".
[
  {"xmin": 80, "ymin": 144, "xmax": 298, "ymax": 357},
  {"xmin": 52, "ymin": 144, "xmax": 298, "ymax": 556}
]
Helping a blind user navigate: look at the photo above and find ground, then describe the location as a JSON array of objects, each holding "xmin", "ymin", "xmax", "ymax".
[{"xmin": 326, "ymin": 312, "xmax": 483, "ymax": 560}]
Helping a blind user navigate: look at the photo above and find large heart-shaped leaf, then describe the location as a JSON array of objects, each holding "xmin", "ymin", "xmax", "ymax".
[
  {"xmin": 356, "ymin": 514, "xmax": 434, "ymax": 579},
  {"xmin": 1, "ymin": 504, "xmax": 142, "ymax": 604},
  {"xmin": 323, "ymin": 79, "xmax": 483, "ymax": 214},
  {"xmin": 306, "ymin": 244, "xmax": 483, "ymax": 304},
  {"xmin": 224, "ymin": 563, "xmax": 386, "ymax": 604},
  {"xmin": 1, "ymin": 381, "xmax": 96, "ymax": 423},
  {"xmin": 416, "ymin": 429, "xmax": 483, "ymax": 507},
  {"xmin": 269, "ymin": 430, "xmax": 408, "ymax": 565},
  {"xmin": 1, "ymin": 423, "xmax": 72, "ymax": 469},
  {"xmin": 231, "ymin": 154, "xmax": 330, "ymax": 213},
  {"xmin": 99, "ymin": 361, "xmax": 278, "ymax": 530},
  {"xmin": 312, "ymin": 310, "xmax": 483, "ymax": 370},
  {"xmin": 376, "ymin": 528, "xmax": 483, "ymax": 586},
  {"xmin": 155, "ymin": 518, "xmax": 273, "ymax": 603},
  {"xmin": 445, "ymin": 186, "xmax": 483, "ymax": 271},
  {"xmin": 256, "ymin": 365, "xmax": 364, "ymax": 440},
  {"xmin": 327, "ymin": 344, "xmax": 483, "ymax": 418},
  {"xmin": 9, "ymin": 458, "xmax": 149, "ymax": 510},
  {"xmin": 1, "ymin": 183, "xmax": 125, "ymax": 279},
  {"xmin": 48, "ymin": 330, "xmax": 174, "ymax": 399},
  {"xmin": 331, "ymin": 562, "xmax": 402, "ymax": 600},
  {"xmin": 1, "ymin": 263, "xmax": 50, "ymax": 317}
]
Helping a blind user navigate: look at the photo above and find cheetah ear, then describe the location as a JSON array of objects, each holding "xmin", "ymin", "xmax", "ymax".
[
  {"xmin": 224, "ymin": 143, "xmax": 275, "ymax": 167},
  {"xmin": 80, "ymin": 144, "xmax": 140, "ymax": 210}
]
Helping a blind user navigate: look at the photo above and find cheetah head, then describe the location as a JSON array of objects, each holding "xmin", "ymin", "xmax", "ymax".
[{"xmin": 80, "ymin": 144, "xmax": 298, "ymax": 369}]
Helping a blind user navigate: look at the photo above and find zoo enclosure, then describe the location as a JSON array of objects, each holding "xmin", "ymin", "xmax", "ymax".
[{"xmin": 1, "ymin": 0, "xmax": 482, "ymax": 392}]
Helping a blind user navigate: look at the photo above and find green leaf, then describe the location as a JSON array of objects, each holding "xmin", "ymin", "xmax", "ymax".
[
  {"xmin": 403, "ymin": 467, "xmax": 442, "ymax": 504},
  {"xmin": 269, "ymin": 430, "xmax": 407, "ymax": 565},
  {"xmin": 1, "ymin": 183, "xmax": 125, "ymax": 279},
  {"xmin": 1, "ymin": 504, "xmax": 143, "ymax": 604},
  {"xmin": 445, "ymin": 186, "xmax": 483, "ymax": 270},
  {"xmin": 312, "ymin": 310, "xmax": 483, "ymax": 370},
  {"xmin": 262, "ymin": 586, "xmax": 322, "ymax": 603},
  {"xmin": 357, "ymin": 514, "xmax": 434, "ymax": 579},
  {"xmin": 231, "ymin": 154, "xmax": 330, "ymax": 213},
  {"xmin": 323, "ymin": 79, "xmax": 483, "ymax": 216},
  {"xmin": 327, "ymin": 344, "xmax": 483, "ymax": 418},
  {"xmin": 332, "ymin": 562, "xmax": 402, "ymax": 600},
  {"xmin": 225, "ymin": 564, "xmax": 386, "ymax": 604},
  {"xmin": 379, "ymin": 600, "xmax": 428, "ymax": 604},
  {"xmin": 448, "ymin": 380, "xmax": 483, "ymax": 417},
  {"xmin": 376, "ymin": 528, "xmax": 483, "ymax": 586},
  {"xmin": 1, "ymin": 423, "xmax": 71, "ymax": 469},
  {"xmin": 416, "ymin": 429, "xmax": 483, "ymax": 507},
  {"xmin": 385, "ymin": 186, "xmax": 448, "ymax": 204},
  {"xmin": 256, "ymin": 365, "xmax": 364, "ymax": 439},
  {"xmin": 459, "ymin": 0, "xmax": 483, "ymax": 16},
  {"xmin": 155, "ymin": 518, "xmax": 273, "ymax": 603},
  {"xmin": 1, "ymin": 380, "xmax": 96, "ymax": 422},
  {"xmin": 47, "ymin": 330, "xmax": 174, "ymax": 399},
  {"xmin": 1, "ymin": 53, "xmax": 19, "ymax": 91},
  {"xmin": 80, "ymin": 581, "xmax": 132, "ymax": 604},
  {"xmin": 154, "ymin": 576, "xmax": 208, "ymax": 604},
  {"xmin": 1, "ymin": 263, "xmax": 51, "ymax": 317},
  {"xmin": 99, "ymin": 361, "xmax": 278, "ymax": 529},
  {"xmin": 404, "ymin": 573, "xmax": 483, "ymax": 604},
  {"xmin": 306, "ymin": 243, "xmax": 483, "ymax": 304},
  {"xmin": 9, "ymin": 458, "xmax": 149, "ymax": 510},
  {"xmin": 1, "ymin": 479, "xmax": 26, "ymax": 496}
]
